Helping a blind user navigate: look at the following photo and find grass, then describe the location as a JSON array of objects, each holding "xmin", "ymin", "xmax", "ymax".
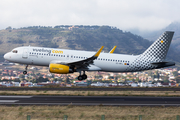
[
  {"xmin": 1, "ymin": 90, "xmax": 180, "ymax": 97},
  {"xmin": 0, "ymin": 105, "xmax": 179, "ymax": 120}
]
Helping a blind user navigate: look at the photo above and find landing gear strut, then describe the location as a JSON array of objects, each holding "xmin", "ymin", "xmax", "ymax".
[
  {"xmin": 78, "ymin": 71, "xmax": 87, "ymax": 80},
  {"xmin": 23, "ymin": 65, "xmax": 28, "ymax": 75}
]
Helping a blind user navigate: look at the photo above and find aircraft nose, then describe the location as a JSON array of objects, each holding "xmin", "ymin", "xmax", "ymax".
[{"xmin": 4, "ymin": 53, "xmax": 9, "ymax": 60}]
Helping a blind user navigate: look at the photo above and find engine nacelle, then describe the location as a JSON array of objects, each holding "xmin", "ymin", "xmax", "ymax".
[{"xmin": 49, "ymin": 64, "xmax": 74, "ymax": 74}]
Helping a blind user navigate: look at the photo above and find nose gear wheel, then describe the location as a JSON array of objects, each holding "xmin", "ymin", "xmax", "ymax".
[{"xmin": 23, "ymin": 65, "xmax": 28, "ymax": 75}]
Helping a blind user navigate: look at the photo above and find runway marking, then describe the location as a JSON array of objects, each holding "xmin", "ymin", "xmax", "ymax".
[
  {"xmin": 0, "ymin": 100, "xmax": 19, "ymax": 103},
  {"xmin": 0, "ymin": 96, "xmax": 32, "ymax": 98}
]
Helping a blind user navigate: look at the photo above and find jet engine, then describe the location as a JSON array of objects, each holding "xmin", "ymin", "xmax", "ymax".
[{"xmin": 49, "ymin": 63, "xmax": 74, "ymax": 74}]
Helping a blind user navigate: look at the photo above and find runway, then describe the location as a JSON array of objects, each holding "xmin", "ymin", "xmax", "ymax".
[{"xmin": 1, "ymin": 96, "xmax": 180, "ymax": 106}]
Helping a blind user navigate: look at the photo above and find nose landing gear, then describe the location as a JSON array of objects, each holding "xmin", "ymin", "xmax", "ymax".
[
  {"xmin": 23, "ymin": 65, "xmax": 28, "ymax": 75},
  {"xmin": 78, "ymin": 71, "xmax": 87, "ymax": 81}
]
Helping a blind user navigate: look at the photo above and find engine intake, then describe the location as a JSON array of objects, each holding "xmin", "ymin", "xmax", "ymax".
[{"xmin": 49, "ymin": 63, "xmax": 74, "ymax": 74}]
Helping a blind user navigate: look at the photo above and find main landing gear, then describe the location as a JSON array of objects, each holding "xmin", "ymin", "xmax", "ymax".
[
  {"xmin": 78, "ymin": 71, "xmax": 87, "ymax": 81},
  {"xmin": 23, "ymin": 65, "xmax": 28, "ymax": 75}
]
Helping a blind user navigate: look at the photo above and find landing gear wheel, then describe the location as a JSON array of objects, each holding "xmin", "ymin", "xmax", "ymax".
[
  {"xmin": 82, "ymin": 74, "xmax": 87, "ymax": 80},
  {"xmin": 78, "ymin": 76, "xmax": 83, "ymax": 81},
  {"xmin": 23, "ymin": 71, "xmax": 27, "ymax": 75},
  {"xmin": 78, "ymin": 71, "xmax": 87, "ymax": 80},
  {"xmin": 23, "ymin": 65, "xmax": 28, "ymax": 75}
]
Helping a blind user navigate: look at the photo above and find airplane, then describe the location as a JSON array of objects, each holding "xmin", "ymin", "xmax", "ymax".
[{"xmin": 4, "ymin": 31, "xmax": 175, "ymax": 80}]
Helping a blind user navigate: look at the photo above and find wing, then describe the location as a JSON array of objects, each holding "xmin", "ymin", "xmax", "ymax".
[
  {"xmin": 51, "ymin": 46, "xmax": 104, "ymax": 69},
  {"xmin": 67, "ymin": 46, "xmax": 104, "ymax": 68}
]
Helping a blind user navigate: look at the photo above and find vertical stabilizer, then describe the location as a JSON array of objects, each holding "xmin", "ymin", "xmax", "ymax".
[
  {"xmin": 126, "ymin": 31, "xmax": 174, "ymax": 72},
  {"xmin": 141, "ymin": 31, "xmax": 174, "ymax": 62}
]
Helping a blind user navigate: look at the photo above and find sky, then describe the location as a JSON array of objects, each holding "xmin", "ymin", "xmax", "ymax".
[{"xmin": 0, "ymin": 0, "xmax": 180, "ymax": 31}]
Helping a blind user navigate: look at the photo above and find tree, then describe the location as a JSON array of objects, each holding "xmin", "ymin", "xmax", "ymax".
[
  {"xmin": 34, "ymin": 77, "xmax": 49, "ymax": 83},
  {"xmin": 6, "ymin": 26, "xmax": 12, "ymax": 30},
  {"xmin": 163, "ymin": 75, "xmax": 169, "ymax": 83},
  {"xmin": 175, "ymin": 76, "xmax": 180, "ymax": 83},
  {"xmin": 19, "ymin": 74, "xmax": 25, "ymax": 79},
  {"xmin": 65, "ymin": 76, "xmax": 70, "ymax": 84},
  {"xmin": 14, "ymin": 79, "xmax": 21, "ymax": 82},
  {"xmin": 173, "ymin": 71, "xmax": 178, "ymax": 77}
]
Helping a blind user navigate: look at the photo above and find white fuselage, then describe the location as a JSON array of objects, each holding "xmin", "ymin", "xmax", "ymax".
[{"xmin": 4, "ymin": 46, "xmax": 138, "ymax": 72}]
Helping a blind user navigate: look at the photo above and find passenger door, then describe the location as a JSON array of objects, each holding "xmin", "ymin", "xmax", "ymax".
[{"xmin": 22, "ymin": 48, "xmax": 28, "ymax": 59}]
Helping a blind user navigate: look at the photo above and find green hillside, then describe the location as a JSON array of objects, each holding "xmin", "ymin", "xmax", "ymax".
[{"xmin": 0, "ymin": 25, "xmax": 179, "ymax": 66}]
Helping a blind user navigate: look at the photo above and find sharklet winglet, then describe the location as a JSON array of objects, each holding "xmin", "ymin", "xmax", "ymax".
[
  {"xmin": 94, "ymin": 46, "xmax": 104, "ymax": 57},
  {"xmin": 109, "ymin": 46, "xmax": 117, "ymax": 54}
]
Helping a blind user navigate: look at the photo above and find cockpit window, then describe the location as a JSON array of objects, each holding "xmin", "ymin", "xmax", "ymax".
[{"xmin": 12, "ymin": 50, "xmax": 18, "ymax": 53}]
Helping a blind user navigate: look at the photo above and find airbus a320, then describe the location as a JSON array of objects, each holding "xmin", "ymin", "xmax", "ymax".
[{"xmin": 4, "ymin": 31, "xmax": 175, "ymax": 80}]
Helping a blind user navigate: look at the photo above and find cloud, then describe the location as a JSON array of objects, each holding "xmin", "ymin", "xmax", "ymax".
[{"xmin": 0, "ymin": 0, "xmax": 180, "ymax": 31}]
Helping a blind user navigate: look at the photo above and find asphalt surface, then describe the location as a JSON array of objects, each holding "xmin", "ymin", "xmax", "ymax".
[
  {"xmin": 1, "ymin": 95, "xmax": 180, "ymax": 106},
  {"xmin": 1, "ymin": 87, "xmax": 180, "ymax": 91}
]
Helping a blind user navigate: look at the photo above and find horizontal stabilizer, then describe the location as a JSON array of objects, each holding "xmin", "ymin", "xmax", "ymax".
[
  {"xmin": 151, "ymin": 61, "xmax": 175, "ymax": 68},
  {"xmin": 151, "ymin": 61, "xmax": 169, "ymax": 65}
]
